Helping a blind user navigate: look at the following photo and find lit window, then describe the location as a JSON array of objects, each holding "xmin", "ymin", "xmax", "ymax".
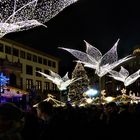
[
  {"xmin": 44, "ymin": 82, "xmax": 50, "ymax": 90},
  {"xmin": 26, "ymin": 79, "xmax": 33, "ymax": 90},
  {"xmin": 36, "ymin": 80, "xmax": 42, "ymax": 90}
]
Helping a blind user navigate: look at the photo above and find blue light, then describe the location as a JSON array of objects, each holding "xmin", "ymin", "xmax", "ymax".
[
  {"xmin": 0, "ymin": 72, "xmax": 9, "ymax": 93},
  {"xmin": 85, "ymin": 88, "xmax": 98, "ymax": 97},
  {"xmin": 0, "ymin": 73, "xmax": 9, "ymax": 86}
]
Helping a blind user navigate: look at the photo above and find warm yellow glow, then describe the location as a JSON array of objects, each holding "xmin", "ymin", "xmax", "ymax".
[
  {"xmin": 104, "ymin": 96, "xmax": 115, "ymax": 102},
  {"xmin": 133, "ymin": 48, "xmax": 140, "ymax": 54},
  {"xmin": 101, "ymin": 89, "xmax": 106, "ymax": 96},
  {"xmin": 33, "ymin": 94, "xmax": 65, "ymax": 107},
  {"xmin": 86, "ymin": 98, "xmax": 93, "ymax": 104},
  {"xmin": 121, "ymin": 88, "xmax": 126, "ymax": 94}
]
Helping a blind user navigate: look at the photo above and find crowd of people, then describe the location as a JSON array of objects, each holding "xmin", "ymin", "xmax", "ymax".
[{"xmin": 0, "ymin": 100, "xmax": 140, "ymax": 140}]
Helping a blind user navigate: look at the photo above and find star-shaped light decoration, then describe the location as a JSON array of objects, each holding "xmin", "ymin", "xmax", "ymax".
[
  {"xmin": 59, "ymin": 39, "xmax": 133, "ymax": 77},
  {"xmin": 120, "ymin": 88, "xmax": 129, "ymax": 99},
  {"xmin": 0, "ymin": 0, "xmax": 78, "ymax": 38},
  {"xmin": 36, "ymin": 70, "xmax": 82, "ymax": 91},
  {"xmin": 0, "ymin": 72, "xmax": 9, "ymax": 86},
  {"xmin": 109, "ymin": 66, "xmax": 140, "ymax": 87},
  {"xmin": 121, "ymin": 88, "xmax": 126, "ymax": 94}
]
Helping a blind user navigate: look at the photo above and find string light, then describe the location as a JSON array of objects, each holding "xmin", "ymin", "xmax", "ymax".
[{"xmin": 33, "ymin": 94, "xmax": 65, "ymax": 107}]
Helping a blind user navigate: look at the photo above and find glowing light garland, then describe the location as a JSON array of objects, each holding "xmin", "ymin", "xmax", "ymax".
[
  {"xmin": 0, "ymin": 0, "xmax": 78, "ymax": 38},
  {"xmin": 109, "ymin": 66, "xmax": 140, "ymax": 87},
  {"xmin": 36, "ymin": 70, "xmax": 82, "ymax": 91},
  {"xmin": 59, "ymin": 39, "xmax": 133, "ymax": 77},
  {"xmin": 33, "ymin": 94, "xmax": 65, "ymax": 107}
]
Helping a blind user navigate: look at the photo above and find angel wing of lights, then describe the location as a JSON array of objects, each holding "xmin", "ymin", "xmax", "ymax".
[
  {"xmin": 59, "ymin": 39, "xmax": 134, "ymax": 77},
  {"xmin": 109, "ymin": 66, "xmax": 129, "ymax": 82},
  {"xmin": 0, "ymin": 0, "xmax": 78, "ymax": 38},
  {"xmin": 124, "ymin": 69, "xmax": 140, "ymax": 87},
  {"xmin": 109, "ymin": 67, "xmax": 140, "ymax": 87},
  {"xmin": 36, "ymin": 70, "xmax": 82, "ymax": 91}
]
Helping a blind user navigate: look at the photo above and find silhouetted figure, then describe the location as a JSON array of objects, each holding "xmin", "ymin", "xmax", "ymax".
[
  {"xmin": 36, "ymin": 101, "xmax": 54, "ymax": 140},
  {"xmin": 0, "ymin": 103, "xmax": 24, "ymax": 140}
]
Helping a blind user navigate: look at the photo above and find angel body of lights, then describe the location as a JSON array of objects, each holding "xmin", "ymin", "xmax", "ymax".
[
  {"xmin": 36, "ymin": 70, "xmax": 82, "ymax": 91},
  {"xmin": 0, "ymin": 0, "xmax": 78, "ymax": 38},
  {"xmin": 109, "ymin": 66, "xmax": 140, "ymax": 87},
  {"xmin": 59, "ymin": 39, "xmax": 133, "ymax": 77}
]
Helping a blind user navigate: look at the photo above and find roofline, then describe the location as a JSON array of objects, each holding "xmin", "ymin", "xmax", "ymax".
[{"xmin": 0, "ymin": 37, "xmax": 60, "ymax": 61}]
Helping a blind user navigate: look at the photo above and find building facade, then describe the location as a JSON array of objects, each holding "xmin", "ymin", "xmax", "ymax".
[{"xmin": 0, "ymin": 38, "xmax": 60, "ymax": 95}]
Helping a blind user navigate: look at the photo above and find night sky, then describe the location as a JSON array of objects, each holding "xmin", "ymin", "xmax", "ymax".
[{"xmin": 5, "ymin": 0, "xmax": 140, "ymax": 75}]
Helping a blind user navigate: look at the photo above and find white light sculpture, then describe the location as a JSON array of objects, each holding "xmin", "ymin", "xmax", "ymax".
[
  {"xmin": 0, "ymin": 0, "xmax": 78, "ymax": 38},
  {"xmin": 59, "ymin": 39, "xmax": 133, "ymax": 77},
  {"xmin": 109, "ymin": 66, "xmax": 140, "ymax": 87},
  {"xmin": 36, "ymin": 70, "xmax": 82, "ymax": 91}
]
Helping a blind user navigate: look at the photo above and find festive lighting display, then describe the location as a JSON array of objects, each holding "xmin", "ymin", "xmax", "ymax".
[
  {"xmin": 59, "ymin": 39, "xmax": 133, "ymax": 77},
  {"xmin": 68, "ymin": 62, "xmax": 89, "ymax": 102},
  {"xmin": 0, "ymin": 0, "xmax": 78, "ymax": 38},
  {"xmin": 84, "ymin": 88, "xmax": 98, "ymax": 97},
  {"xmin": 0, "ymin": 72, "xmax": 9, "ymax": 93},
  {"xmin": 36, "ymin": 70, "xmax": 82, "ymax": 91},
  {"xmin": 109, "ymin": 66, "xmax": 140, "ymax": 86},
  {"xmin": 104, "ymin": 96, "xmax": 115, "ymax": 102},
  {"xmin": 101, "ymin": 89, "xmax": 106, "ymax": 96},
  {"xmin": 0, "ymin": 72, "xmax": 9, "ymax": 86},
  {"xmin": 33, "ymin": 94, "xmax": 65, "ymax": 107}
]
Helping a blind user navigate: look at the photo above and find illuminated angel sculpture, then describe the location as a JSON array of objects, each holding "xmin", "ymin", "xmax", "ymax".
[
  {"xmin": 36, "ymin": 70, "xmax": 82, "ymax": 91},
  {"xmin": 0, "ymin": 0, "xmax": 78, "ymax": 38},
  {"xmin": 109, "ymin": 66, "xmax": 140, "ymax": 87},
  {"xmin": 59, "ymin": 39, "xmax": 133, "ymax": 77}
]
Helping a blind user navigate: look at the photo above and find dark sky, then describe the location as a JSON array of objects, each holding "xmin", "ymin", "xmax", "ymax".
[{"xmin": 5, "ymin": 0, "xmax": 140, "ymax": 75}]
